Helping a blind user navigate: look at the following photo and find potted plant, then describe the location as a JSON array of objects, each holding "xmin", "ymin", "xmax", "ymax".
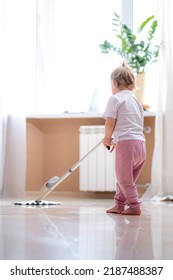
[{"xmin": 99, "ymin": 13, "xmax": 160, "ymax": 104}]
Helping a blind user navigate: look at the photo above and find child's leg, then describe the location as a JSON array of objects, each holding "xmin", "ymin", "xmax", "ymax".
[
  {"xmin": 115, "ymin": 140, "xmax": 146, "ymax": 215},
  {"xmin": 106, "ymin": 147, "xmax": 128, "ymax": 214},
  {"xmin": 106, "ymin": 146, "xmax": 128, "ymax": 214},
  {"xmin": 122, "ymin": 158, "xmax": 145, "ymax": 215},
  {"xmin": 133, "ymin": 160, "xmax": 146, "ymax": 182},
  {"xmin": 106, "ymin": 182, "xmax": 126, "ymax": 213}
]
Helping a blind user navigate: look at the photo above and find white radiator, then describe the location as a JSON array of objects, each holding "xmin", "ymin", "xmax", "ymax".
[{"xmin": 79, "ymin": 125, "xmax": 116, "ymax": 192}]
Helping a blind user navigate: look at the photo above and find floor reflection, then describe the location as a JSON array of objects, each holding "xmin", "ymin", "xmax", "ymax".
[
  {"xmin": 0, "ymin": 196, "xmax": 173, "ymax": 260},
  {"xmin": 107, "ymin": 214, "xmax": 141, "ymax": 259}
]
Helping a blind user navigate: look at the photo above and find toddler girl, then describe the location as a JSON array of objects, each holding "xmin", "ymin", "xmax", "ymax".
[{"xmin": 103, "ymin": 62, "xmax": 146, "ymax": 215}]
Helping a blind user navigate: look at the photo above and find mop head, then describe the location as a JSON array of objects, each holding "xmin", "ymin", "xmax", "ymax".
[
  {"xmin": 14, "ymin": 200, "xmax": 61, "ymax": 207},
  {"xmin": 14, "ymin": 176, "xmax": 62, "ymax": 207}
]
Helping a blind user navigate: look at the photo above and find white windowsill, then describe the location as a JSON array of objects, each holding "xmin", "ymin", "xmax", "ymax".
[{"xmin": 27, "ymin": 111, "xmax": 155, "ymax": 119}]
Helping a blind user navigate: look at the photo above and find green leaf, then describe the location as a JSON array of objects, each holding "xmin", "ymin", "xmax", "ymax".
[
  {"xmin": 138, "ymin": 15, "xmax": 154, "ymax": 32},
  {"xmin": 99, "ymin": 13, "xmax": 160, "ymax": 73}
]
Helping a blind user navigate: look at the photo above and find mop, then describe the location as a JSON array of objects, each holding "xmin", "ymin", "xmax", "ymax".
[{"xmin": 14, "ymin": 139, "xmax": 109, "ymax": 206}]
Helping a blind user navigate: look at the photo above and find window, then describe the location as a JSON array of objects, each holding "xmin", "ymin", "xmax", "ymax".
[
  {"xmin": 35, "ymin": 0, "xmax": 122, "ymax": 114},
  {"xmin": 35, "ymin": 0, "xmax": 159, "ymax": 114}
]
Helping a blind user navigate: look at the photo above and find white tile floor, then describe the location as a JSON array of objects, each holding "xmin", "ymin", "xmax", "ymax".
[{"xmin": 0, "ymin": 192, "xmax": 173, "ymax": 260}]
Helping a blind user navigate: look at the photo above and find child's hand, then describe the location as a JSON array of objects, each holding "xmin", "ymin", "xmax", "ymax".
[
  {"xmin": 103, "ymin": 137, "xmax": 115, "ymax": 152},
  {"xmin": 103, "ymin": 137, "xmax": 112, "ymax": 148}
]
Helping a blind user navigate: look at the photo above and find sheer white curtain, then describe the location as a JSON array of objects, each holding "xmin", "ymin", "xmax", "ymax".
[
  {"xmin": 144, "ymin": 0, "xmax": 173, "ymax": 200},
  {"xmin": 0, "ymin": 0, "xmax": 121, "ymax": 196},
  {"xmin": 35, "ymin": 0, "xmax": 121, "ymax": 114},
  {"xmin": 0, "ymin": 0, "xmax": 36, "ymax": 196}
]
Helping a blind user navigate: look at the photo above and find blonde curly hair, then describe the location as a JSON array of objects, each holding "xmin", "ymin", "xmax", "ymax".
[{"xmin": 110, "ymin": 61, "xmax": 135, "ymax": 90}]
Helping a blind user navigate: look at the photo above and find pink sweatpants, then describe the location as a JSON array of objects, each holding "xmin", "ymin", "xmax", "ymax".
[{"xmin": 114, "ymin": 140, "xmax": 146, "ymax": 210}]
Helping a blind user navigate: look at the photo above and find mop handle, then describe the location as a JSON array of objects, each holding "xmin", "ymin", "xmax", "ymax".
[
  {"xmin": 36, "ymin": 139, "xmax": 110, "ymax": 201},
  {"xmin": 49, "ymin": 139, "xmax": 104, "ymax": 191}
]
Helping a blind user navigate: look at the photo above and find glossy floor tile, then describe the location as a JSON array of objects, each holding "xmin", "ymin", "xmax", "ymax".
[{"xmin": 0, "ymin": 192, "xmax": 173, "ymax": 260}]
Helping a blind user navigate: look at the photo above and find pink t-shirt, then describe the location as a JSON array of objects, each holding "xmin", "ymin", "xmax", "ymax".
[{"xmin": 103, "ymin": 90, "xmax": 145, "ymax": 144}]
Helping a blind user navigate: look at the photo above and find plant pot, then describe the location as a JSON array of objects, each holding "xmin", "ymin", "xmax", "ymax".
[{"xmin": 134, "ymin": 73, "xmax": 145, "ymax": 104}]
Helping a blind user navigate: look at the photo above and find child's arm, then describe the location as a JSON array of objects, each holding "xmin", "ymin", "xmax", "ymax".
[{"xmin": 103, "ymin": 117, "xmax": 116, "ymax": 149}]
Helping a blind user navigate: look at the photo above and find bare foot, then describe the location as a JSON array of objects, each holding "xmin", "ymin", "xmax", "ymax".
[
  {"xmin": 106, "ymin": 206, "xmax": 124, "ymax": 214},
  {"xmin": 121, "ymin": 207, "xmax": 141, "ymax": 215}
]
